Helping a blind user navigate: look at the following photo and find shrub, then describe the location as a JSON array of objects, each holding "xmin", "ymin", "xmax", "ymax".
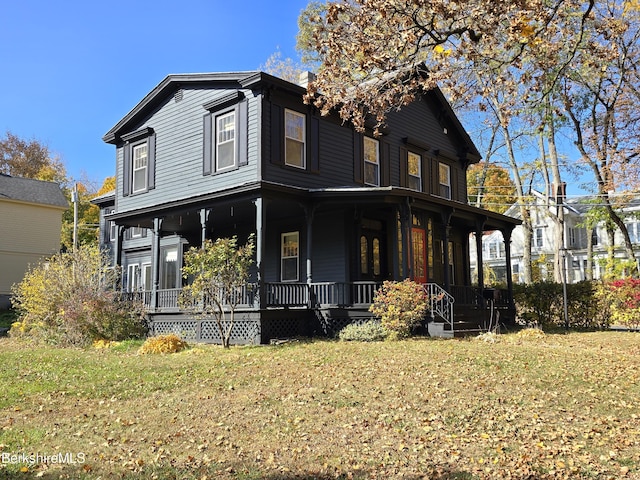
[
  {"xmin": 138, "ymin": 334, "xmax": 189, "ymax": 354},
  {"xmin": 338, "ymin": 320, "xmax": 387, "ymax": 342},
  {"xmin": 10, "ymin": 245, "xmax": 147, "ymax": 347},
  {"xmin": 603, "ymin": 278, "xmax": 640, "ymax": 328},
  {"xmin": 369, "ymin": 279, "xmax": 428, "ymax": 339},
  {"xmin": 513, "ymin": 280, "xmax": 608, "ymax": 330}
]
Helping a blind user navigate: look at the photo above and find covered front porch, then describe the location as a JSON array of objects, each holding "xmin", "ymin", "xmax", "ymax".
[
  {"xmin": 125, "ymin": 280, "xmax": 513, "ymax": 343},
  {"xmin": 110, "ymin": 182, "xmax": 518, "ymax": 343}
]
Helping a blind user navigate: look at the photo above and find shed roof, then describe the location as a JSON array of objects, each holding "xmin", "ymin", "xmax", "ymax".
[{"xmin": 0, "ymin": 174, "xmax": 68, "ymax": 208}]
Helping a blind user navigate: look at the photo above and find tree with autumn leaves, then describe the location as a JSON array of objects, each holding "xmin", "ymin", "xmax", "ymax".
[{"xmin": 297, "ymin": 0, "xmax": 640, "ymax": 282}]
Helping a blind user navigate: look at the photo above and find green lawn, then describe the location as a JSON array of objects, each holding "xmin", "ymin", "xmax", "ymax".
[{"xmin": 0, "ymin": 331, "xmax": 638, "ymax": 479}]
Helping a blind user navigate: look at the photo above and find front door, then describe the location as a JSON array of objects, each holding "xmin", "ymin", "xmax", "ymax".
[
  {"xmin": 359, "ymin": 229, "xmax": 387, "ymax": 281},
  {"xmin": 412, "ymin": 227, "xmax": 427, "ymax": 283}
]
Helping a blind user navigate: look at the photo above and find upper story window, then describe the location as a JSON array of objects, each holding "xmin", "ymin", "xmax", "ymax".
[
  {"xmin": 438, "ymin": 163, "xmax": 451, "ymax": 199},
  {"xmin": 534, "ymin": 227, "xmax": 544, "ymax": 248},
  {"xmin": 627, "ymin": 221, "xmax": 640, "ymax": 244},
  {"xmin": 132, "ymin": 143, "xmax": 148, "ymax": 193},
  {"xmin": 285, "ymin": 109, "xmax": 306, "ymax": 168},
  {"xmin": 407, "ymin": 152, "xmax": 422, "ymax": 191},
  {"xmin": 203, "ymin": 91, "xmax": 248, "ymax": 176},
  {"xmin": 122, "ymin": 127, "xmax": 156, "ymax": 197},
  {"xmin": 364, "ymin": 136, "xmax": 380, "ymax": 186},
  {"xmin": 130, "ymin": 226, "xmax": 144, "ymax": 238},
  {"xmin": 486, "ymin": 240, "xmax": 505, "ymax": 259},
  {"xmin": 216, "ymin": 110, "xmax": 236, "ymax": 171}
]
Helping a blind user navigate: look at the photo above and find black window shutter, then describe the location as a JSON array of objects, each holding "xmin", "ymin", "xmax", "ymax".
[
  {"xmin": 381, "ymin": 140, "xmax": 390, "ymax": 186},
  {"xmin": 421, "ymin": 156, "xmax": 429, "ymax": 193},
  {"xmin": 147, "ymin": 133, "xmax": 156, "ymax": 190},
  {"xmin": 238, "ymin": 101, "xmax": 248, "ymax": 166},
  {"xmin": 353, "ymin": 131, "xmax": 363, "ymax": 184},
  {"xmin": 399, "ymin": 147, "xmax": 408, "ymax": 188},
  {"xmin": 203, "ymin": 114, "xmax": 212, "ymax": 175},
  {"xmin": 122, "ymin": 144, "xmax": 131, "ymax": 196},
  {"xmin": 309, "ymin": 116, "xmax": 320, "ymax": 173},
  {"xmin": 270, "ymin": 104, "xmax": 283, "ymax": 165}
]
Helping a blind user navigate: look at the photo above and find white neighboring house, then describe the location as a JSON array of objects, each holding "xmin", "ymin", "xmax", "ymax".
[
  {"xmin": 0, "ymin": 174, "xmax": 68, "ymax": 308},
  {"xmin": 470, "ymin": 191, "xmax": 640, "ymax": 284}
]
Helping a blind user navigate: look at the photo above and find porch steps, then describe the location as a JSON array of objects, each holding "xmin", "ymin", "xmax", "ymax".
[{"xmin": 428, "ymin": 306, "xmax": 487, "ymax": 338}]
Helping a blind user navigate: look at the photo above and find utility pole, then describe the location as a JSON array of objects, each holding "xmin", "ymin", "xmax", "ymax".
[{"xmin": 72, "ymin": 182, "xmax": 78, "ymax": 251}]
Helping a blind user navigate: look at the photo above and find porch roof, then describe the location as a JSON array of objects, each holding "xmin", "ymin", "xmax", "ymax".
[{"xmin": 105, "ymin": 181, "xmax": 519, "ymax": 232}]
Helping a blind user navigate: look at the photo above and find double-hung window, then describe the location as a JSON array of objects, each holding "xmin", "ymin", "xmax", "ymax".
[
  {"xmin": 438, "ymin": 163, "xmax": 451, "ymax": 199},
  {"xmin": 132, "ymin": 143, "xmax": 148, "ymax": 193},
  {"xmin": 281, "ymin": 231, "xmax": 299, "ymax": 281},
  {"xmin": 203, "ymin": 91, "xmax": 247, "ymax": 175},
  {"xmin": 216, "ymin": 110, "xmax": 235, "ymax": 171},
  {"xmin": 535, "ymin": 227, "xmax": 544, "ymax": 248},
  {"xmin": 106, "ymin": 208, "xmax": 116, "ymax": 242},
  {"xmin": 407, "ymin": 152, "xmax": 422, "ymax": 191},
  {"xmin": 122, "ymin": 127, "xmax": 155, "ymax": 196},
  {"xmin": 285, "ymin": 109, "xmax": 305, "ymax": 168},
  {"xmin": 364, "ymin": 136, "xmax": 380, "ymax": 186}
]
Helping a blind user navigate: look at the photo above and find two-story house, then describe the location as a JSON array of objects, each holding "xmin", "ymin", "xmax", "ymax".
[
  {"xmin": 470, "ymin": 191, "xmax": 640, "ymax": 284},
  {"xmin": 97, "ymin": 71, "xmax": 519, "ymax": 343},
  {"xmin": 0, "ymin": 174, "xmax": 68, "ymax": 308}
]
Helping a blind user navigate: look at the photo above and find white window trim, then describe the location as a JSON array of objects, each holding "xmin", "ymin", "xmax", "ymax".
[
  {"xmin": 142, "ymin": 263, "xmax": 152, "ymax": 291},
  {"xmin": 364, "ymin": 136, "xmax": 380, "ymax": 187},
  {"xmin": 215, "ymin": 110, "xmax": 236, "ymax": 172},
  {"xmin": 438, "ymin": 163, "xmax": 451, "ymax": 199},
  {"xmin": 281, "ymin": 231, "xmax": 299, "ymax": 282},
  {"xmin": 285, "ymin": 109, "xmax": 306, "ymax": 169},
  {"xmin": 407, "ymin": 151, "xmax": 422, "ymax": 191},
  {"xmin": 131, "ymin": 142, "xmax": 148, "ymax": 194},
  {"xmin": 127, "ymin": 263, "xmax": 140, "ymax": 291}
]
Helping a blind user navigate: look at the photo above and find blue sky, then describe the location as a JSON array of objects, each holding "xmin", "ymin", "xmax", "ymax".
[{"xmin": 0, "ymin": 0, "xmax": 309, "ymax": 186}]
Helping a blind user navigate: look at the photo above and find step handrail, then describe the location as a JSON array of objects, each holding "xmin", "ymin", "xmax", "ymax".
[{"xmin": 423, "ymin": 283, "xmax": 455, "ymax": 331}]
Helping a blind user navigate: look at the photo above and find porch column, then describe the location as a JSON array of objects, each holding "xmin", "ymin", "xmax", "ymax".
[
  {"xmin": 475, "ymin": 218, "xmax": 486, "ymax": 291},
  {"xmin": 114, "ymin": 225, "xmax": 125, "ymax": 289},
  {"xmin": 501, "ymin": 226, "xmax": 515, "ymax": 309},
  {"xmin": 401, "ymin": 198, "xmax": 412, "ymax": 279},
  {"xmin": 200, "ymin": 208, "xmax": 211, "ymax": 247},
  {"xmin": 441, "ymin": 211, "xmax": 452, "ymax": 291},
  {"xmin": 150, "ymin": 217, "xmax": 163, "ymax": 311},
  {"xmin": 253, "ymin": 198, "xmax": 266, "ymax": 308},
  {"xmin": 304, "ymin": 204, "xmax": 316, "ymax": 286}
]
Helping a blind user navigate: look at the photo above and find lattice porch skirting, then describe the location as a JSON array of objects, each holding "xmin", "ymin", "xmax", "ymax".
[{"xmin": 148, "ymin": 307, "xmax": 377, "ymax": 345}]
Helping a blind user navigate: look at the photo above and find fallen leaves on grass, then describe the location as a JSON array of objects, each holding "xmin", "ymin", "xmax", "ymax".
[{"xmin": 0, "ymin": 332, "xmax": 638, "ymax": 479}]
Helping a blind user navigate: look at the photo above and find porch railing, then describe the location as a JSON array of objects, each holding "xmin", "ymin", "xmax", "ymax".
[
  {"xmin": 264, "ymin": 281, "xmax": 382, "ymax": 308},
  {"xmin": 423, "ymin": 283, "xmax": 455, "ymax": 330}
]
